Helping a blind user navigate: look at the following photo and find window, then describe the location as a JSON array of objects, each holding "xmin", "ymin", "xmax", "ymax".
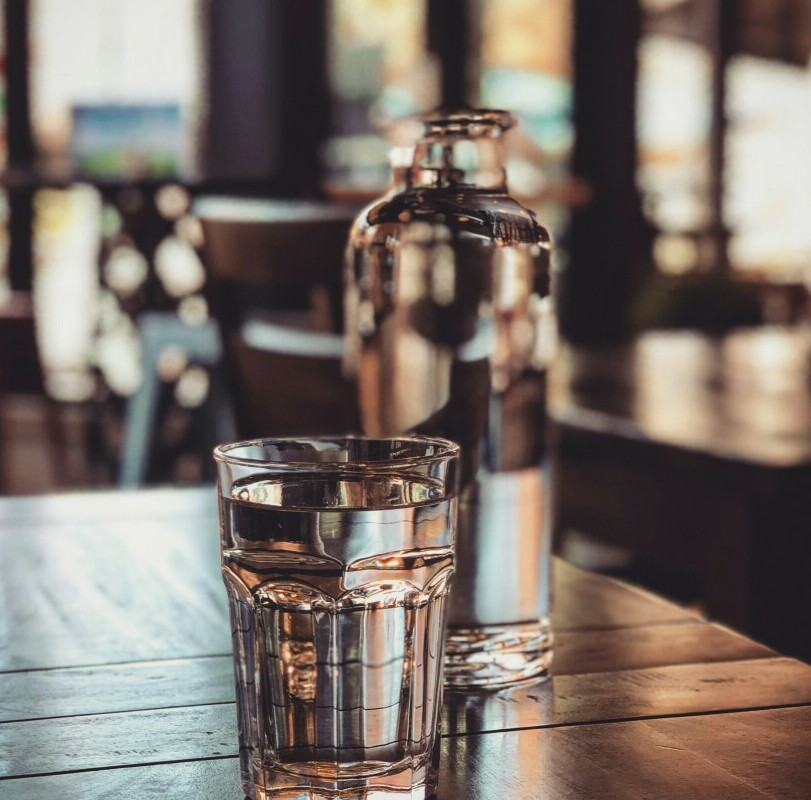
[
  {"xmin": 726, "ymin": 56, "xmax": 811, "ymax": 279},
  {"xmin": 30, "ymin": 0, "xmax": 203, "ymax": 178},
  {"xmin": 479, "ymin": 0, "xmax": 572, "ymax": 237},
  {"xmin": 326, "ymin": 0, "xmax": 434, "ymax": 192}
]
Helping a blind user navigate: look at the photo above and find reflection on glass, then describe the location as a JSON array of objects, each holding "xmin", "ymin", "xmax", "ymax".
[{"xmin": 214, "ymin": 437, "xmax": 458, "ymax": 800}]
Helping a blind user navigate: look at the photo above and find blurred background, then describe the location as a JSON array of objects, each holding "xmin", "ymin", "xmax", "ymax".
[{"xmin": 1, "ymin": 1, "xmax": 811, "ymax": 650}]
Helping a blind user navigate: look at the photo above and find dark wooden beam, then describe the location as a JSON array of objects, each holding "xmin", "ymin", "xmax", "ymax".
[
  {"xmin": 557, "ymin": 0, "xmax": 652, "ymax": 345},
  {"xmin": 204, "ymin": 0, "xmax": 280, "ymax": 188},
  {"xmin": 700, "ymin": 0, "xmax": 736, "ymax": 273},
  {"xmin": 428, "ymin": 0, "xmax": 477, "ymax": 108},
  {"xmin": 4, "ymin": 0, "xmax": 34, "ymax": 292},
  {"xmin": 203, "ymin": 0, "xmax": 330, "ymax": 196}
]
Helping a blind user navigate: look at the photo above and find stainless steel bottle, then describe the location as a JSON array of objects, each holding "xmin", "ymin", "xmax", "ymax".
[{"xmin": 343, "ymin": 109, "xmax": 554, "ymax": 687}]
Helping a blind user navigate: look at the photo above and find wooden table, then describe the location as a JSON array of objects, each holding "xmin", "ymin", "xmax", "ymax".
[
  {"xmin": 1, "ymin": 487, "xmax": 810, "ymax": 798},
  {"xmin": 550, "ymin": 326, "xmax": 811, "ymax": 661}
]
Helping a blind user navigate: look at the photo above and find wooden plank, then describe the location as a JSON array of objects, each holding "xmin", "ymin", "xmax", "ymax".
[
  {"xmin": 0, "ymin": 758, "xmax": 243, "ymax": 800},
  {"xmin": 442, "ymin": 657, "xmax": 811, "ymax": 736},
  {"xmin": 553, "ymin": 559, "xmax": 701, "ymax": 630},
  {"xmin": 551, "ymin": 621, "xmax": 774, "ymax": 676},
  {"xmin": 0, "ymin": 622, "xmax": 774, "ymax": 723},
  {"xmin": 649, "ymin": 705, "xmax": 811, "ymax": 799},
  {"xmin": 0, "ymin": 517, "xmax": 231, "ymax": 671},
  {"xmin": 2, "ymin": 707, "xmax": 809, "ymax": 799},
  {"xmin": 442, "ymin": 706, "xmax": 811, "ymax": 799},
  {"xmin": 0, "ymin": 486, "xmax": 217, "ymax": 525},
  {"xmin": 2, "ymin": 658, "xmax": 810, "ymax": 777},
  {"xmin": 0, "ymin": 657, "xmax": 234, "ymax": 723},
  {"xmin": 0, "ymin": 492, "xmax": 694, "ymax": 673},
  {"xmin": 0, "ymin": 704, "xmax": 238, "ymax": 779}
]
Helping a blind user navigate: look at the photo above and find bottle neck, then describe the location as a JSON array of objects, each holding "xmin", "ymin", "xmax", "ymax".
[
  {"xmin": 408, "ymin": 135, "xmax": 507, "ymax": 191},
  {"xmin": 386, "ymin": 145, "xmax": 415, "ymax": 193}
]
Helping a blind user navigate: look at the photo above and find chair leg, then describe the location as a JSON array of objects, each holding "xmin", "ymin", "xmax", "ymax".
[
  {"xmin": 119, "ymin": 369, "xmax": 161, "ymax": 487},
  {"xmin": 197, "ymin": 363, "xmax": 237, "ymax": 481}
]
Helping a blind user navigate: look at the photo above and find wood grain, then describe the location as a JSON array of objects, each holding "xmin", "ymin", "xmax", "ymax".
[
  {"xmin": 2, "ymin": 487, "xmax": 808, "ymax": 798},
  {"xmin": 3, "ymin": 657, "xmax": 809, "ymax": 777},
  {"xmin": 0, "ymin": 704, "xmax": 238, "ymax": 778},
  {"xmin": 553, "ymin": 559, "xmax": 702, "ymax": 630},
  {"xmin": 3, "ymin": 707, "xmax": 809, "ymax": 799},
  {"xmin": 649, "ymin": 705, "xmax": 811, "ymax": 799},
  {"xmin": 441, "ymin": 706, "xmax": 811, "ymax": 799},
  {"xmin": 0, "ymin": 513, "xmax": 230, "ymax": 671},
  {"xmin": 551, "ymin": 621, "xmax": 774, "ymax": 675},
  {"xmin": 0, "ymin": 657, "xmax": 234, "ymax": 723},
  {"xmin": 0, "ymin": 486, "xmax": 217, "ymax": 525},
  {"xmin": 0, "ymin": 621, "xmax": 774, "ymax": 723},
  {"xmin": 0, "ymin": 486, "xmax": 698, "ymax": 672},
  {"xmin": 0, "ymin": 758, "xmax": 243, "ymax": 800},
  {"xmin": 442, "ymin": 656, "xmax": 811, "ymax": 736}
]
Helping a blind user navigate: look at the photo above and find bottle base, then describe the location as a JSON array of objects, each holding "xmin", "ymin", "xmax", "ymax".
[{"xmin": 443, "ymin": 619, "xmax": 553, "ymax": 689}]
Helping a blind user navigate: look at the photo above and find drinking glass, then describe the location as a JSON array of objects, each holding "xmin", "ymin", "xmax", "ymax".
[{"xmin": 214, "ymin": 436, "xmax": 459, "ymax": 799}]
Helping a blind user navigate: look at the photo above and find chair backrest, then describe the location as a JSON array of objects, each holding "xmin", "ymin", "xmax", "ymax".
[
  {"xmin": 195, "ymin": 196, "xmax": 355, "ymax": 282},
  {"xmin": 192, "ymin": 196, "xmax": 361, "ymax": 439},
  {"xmin": 196, "ymin": 196, "xmax": 358, "ymax": 332}
]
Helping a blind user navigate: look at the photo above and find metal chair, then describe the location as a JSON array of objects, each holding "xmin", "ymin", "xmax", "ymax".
[{"xmin": 118, "ymin": 311, "xmax": 237, "ymax": 487}]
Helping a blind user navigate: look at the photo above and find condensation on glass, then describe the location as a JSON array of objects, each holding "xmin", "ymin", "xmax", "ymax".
[
  {"xmin": 344, "ymin": 109, "xmax": 555, "ymax": 688},
  {"xmin": 214, "ymin": 436, "xmax": 459, "ymax": 800}
]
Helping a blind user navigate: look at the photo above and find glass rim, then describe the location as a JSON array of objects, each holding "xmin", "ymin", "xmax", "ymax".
[{"xmin": 213, "ymin": 435, "xmax": 460, "ymax": 470}]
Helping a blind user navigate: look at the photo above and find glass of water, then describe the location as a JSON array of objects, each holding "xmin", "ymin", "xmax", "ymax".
[{"xmin": 214, "ymin": 436, "xmax": 459, "ymax": 800}]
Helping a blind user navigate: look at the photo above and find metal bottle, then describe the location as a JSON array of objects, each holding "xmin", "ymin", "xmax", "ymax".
[{"xmin": 343, "ymin": 109, "xmax": 554, "ymax": 687}]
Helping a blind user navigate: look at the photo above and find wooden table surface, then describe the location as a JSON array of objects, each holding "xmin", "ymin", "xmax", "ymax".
[
  {"xmin": 548, "ymin": 326, "xmax": 811, "ymax": 662},
  {"xmin": 550, "ymin": 326, "xmax": 811, "ymax": 468},
  {"xmin": 1, "ymin": 487, "xmax": 810, "ymax": 798}
]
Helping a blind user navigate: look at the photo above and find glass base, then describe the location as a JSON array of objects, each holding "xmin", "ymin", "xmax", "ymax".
[
  {"xmin": 246, "ymin": 756, "xmax": 437, "ymax": 799},
  {"xmin": 443, "ymin": 618, "xmax": 553, "ymax": 689}
]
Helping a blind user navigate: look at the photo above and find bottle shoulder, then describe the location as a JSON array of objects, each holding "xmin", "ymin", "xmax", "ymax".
[{"xmin": 353, "ymin": 187, "xmax": 550, "ymax": 247}]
